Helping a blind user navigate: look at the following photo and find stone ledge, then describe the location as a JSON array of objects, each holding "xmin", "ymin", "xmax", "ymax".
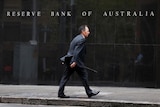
[{"xmin": 0, "ymin": 96, "xmax": 160, "ymax": 107}]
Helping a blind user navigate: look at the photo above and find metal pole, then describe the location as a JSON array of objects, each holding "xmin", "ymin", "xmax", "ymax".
[
  {"xmin": 43, "ymin": 26, "xmax": 47, "ymax": 43},
  {"xmin": 43, "ymin": 25, "xmax": 47, "ymax": 73},
  {"xmin": 32, "ymin": 0, "xmax": 37, "ymax": 41},
  {"xmin": 71, "ymin": 0, "xmax": 75, "ymax": 6},
  {"xmin": 70, "ymin": 0, "xmax": 76, "ymax": 39}
]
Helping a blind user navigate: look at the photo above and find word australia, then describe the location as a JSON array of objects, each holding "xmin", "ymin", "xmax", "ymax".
[{"xmin": 103, "ymin": 11, "xmax": 155, "ymax": 17}]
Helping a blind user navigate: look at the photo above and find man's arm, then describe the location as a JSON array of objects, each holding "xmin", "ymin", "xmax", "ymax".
[{"xmin": 70, "ymin": 39, "xmax": 85, "ymax": 68}]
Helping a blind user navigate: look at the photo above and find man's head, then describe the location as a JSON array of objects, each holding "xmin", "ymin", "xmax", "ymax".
[{"xmin": 79, "ymin": 25, "xmax": 90, "ymax": 38}]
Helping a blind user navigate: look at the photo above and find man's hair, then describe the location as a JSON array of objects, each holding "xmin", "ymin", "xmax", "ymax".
[{"xmin": 78, "ymin": 25, "xmax": 88, "ymax": 33}]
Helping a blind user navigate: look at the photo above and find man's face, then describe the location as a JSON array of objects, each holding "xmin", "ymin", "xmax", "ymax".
[{"xmin": 82, "ymin": 26, "xmax": 90, "ymax": 38}]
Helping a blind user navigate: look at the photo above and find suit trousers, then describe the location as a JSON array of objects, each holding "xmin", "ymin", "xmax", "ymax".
[{"xmin": 58, "ymin": 65, "xmax": 92, "ymax": 96}]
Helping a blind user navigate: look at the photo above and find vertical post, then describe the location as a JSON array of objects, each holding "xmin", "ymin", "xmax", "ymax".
[
  {"xmin": 70, "ymin": 0, "xmax": 76, "ymax": 39},
  {"xmin": 59, "ymin": 0, "xmax": 66, "ymax": 42},
  {"xmin": 0, "ymin": 22, "xmax": 3, "ymax": 81},
  {"xmin": 31, "ymin": 0, "xmax": 37, "ymax": 44},
  {"xmin": 41, "ymin": 26, "xmax": 52, "ymax": 73},
  {"xmin": 43, "ymin": 25, "xmax": 47, "ymax": 73},
  {"xmin": 156, "ymin": 1, "xmax": 160, "ymax": 88},
  {"xmin": 43, "ymin": 26, "xmax": 47, "ymax": 43}
]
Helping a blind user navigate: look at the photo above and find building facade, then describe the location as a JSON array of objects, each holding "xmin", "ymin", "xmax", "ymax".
[{"xmin": 0, "ymin": 0, "xmax": 160, "ymax": 87}]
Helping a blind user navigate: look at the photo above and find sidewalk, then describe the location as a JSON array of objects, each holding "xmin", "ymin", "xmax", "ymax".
[{"xmin": 0, "ymin": 85, "xmax": 160, "ymax": 107}]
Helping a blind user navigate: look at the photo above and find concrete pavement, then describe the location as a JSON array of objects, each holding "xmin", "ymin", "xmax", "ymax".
[
  {"xmin": 0, "ymin": 103, "xmax": 84, "ymax": 107},
  {"xmin": 0, "ymin": 85, "xmax": 160, "ymax": 107}
]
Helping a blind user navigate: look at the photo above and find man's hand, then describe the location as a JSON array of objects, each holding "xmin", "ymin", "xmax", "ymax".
[{"xmin": 70, "ymin": 62, "xmax": 76, "ymax": 68}]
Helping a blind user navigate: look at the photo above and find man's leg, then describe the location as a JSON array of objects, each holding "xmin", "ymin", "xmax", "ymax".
[
  {"xmin": 58, "ymin": 66, "xmax": 74, "ymax": 97},
  {"xmin": 76, "ymin": 67, "xmax": 92, "ymax": 96}
]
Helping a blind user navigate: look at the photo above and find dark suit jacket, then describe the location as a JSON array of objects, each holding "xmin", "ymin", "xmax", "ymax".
[{"xmin": 60, "ymin": 34, "xmax": 86, "ymax": 68}]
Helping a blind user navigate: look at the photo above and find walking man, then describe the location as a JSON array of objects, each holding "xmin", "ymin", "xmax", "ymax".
[{"xmin": 58, "ymin": 25, "xmax": 100, "ymax": 98}]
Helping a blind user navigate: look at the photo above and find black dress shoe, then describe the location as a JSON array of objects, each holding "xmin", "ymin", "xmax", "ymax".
[
  {"xmin": 88, "ymin": 91, "xmax": 100, "ymax": 98},
  {"xmin": 58, "ymin": 95, "xmax": 70, "ymax": 98}
]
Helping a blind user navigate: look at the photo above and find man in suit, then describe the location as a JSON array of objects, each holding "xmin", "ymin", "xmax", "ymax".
[{"xmin": 58, "ymin": 25, "xmax": 100, "ymax": 98}]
